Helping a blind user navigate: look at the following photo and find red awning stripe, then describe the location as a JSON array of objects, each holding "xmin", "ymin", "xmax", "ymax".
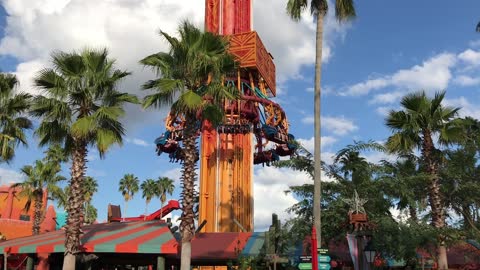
[
  {"xmin": 35, "ymin": 221, "xmax": 148, "ymax": 254},
  {"xmin": 114, "ymin": 225, "xmax": 170, "ymax": 253},
  {"xmin": 0, "ymin": 230, "xmax": 63, "ymax": 251},
  {"xmin": 0, "ymin": 221, "xmax": 177, "ymax": 255}
]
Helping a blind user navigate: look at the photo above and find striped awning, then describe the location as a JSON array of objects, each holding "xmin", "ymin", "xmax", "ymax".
[
  {"xmin": 0, "ymin": 221, "xmax": 177, "ymax": 254},
  {"xmin": 241, "ymin": 232, "xmax": 265, "ymax": 256}
]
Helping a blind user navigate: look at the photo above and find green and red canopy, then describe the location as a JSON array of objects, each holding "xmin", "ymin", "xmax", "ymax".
[{"xmin": 0, "ymin": 221, "xmax": 177, "ymax": 255}]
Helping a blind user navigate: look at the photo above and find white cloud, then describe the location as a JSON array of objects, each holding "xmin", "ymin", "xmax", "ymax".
[
  {"xmin": 0, "ymin": 167, "xmax": 24, "ymax": 185},
  {"xmin": 453, "ymin": 75, "xmax": 480, "ymax": 87},
  {"xmin": 458, "ymin": 49, "xmax": 480, "ymax": 66},
  {"xmin": 369, "ymin": 91, "xmax": 404, "ymax": 104},
  {"xmin": 161, "ymin": 167, "xmax": 182, "ymax": 184},
  {"xmin": 306, "ymin": 87, "xmax": 314, "ymax": 92},
  {"xmin": 297, "ymin": 136, "xmax": 337, "ymax": 153},
  {"xmin": 322, "ymin": 116, "xmax": 358, "ymax": 135},
  {"xmin": 376, "ymin": 106, "xmax": 393, "ymax": 117},
  {"xmin": 444, "ymin": 96, "xmax": 480, "ymax": 119},
  {"xmin": 301, "ymin": 116, "xmax": 358, "ymax": 136},
  {"xmin": 126, "ymin": 138, "xmax": 149, "ymax": 147},
  {"xmin": 341, "ymin": 53, "xmax": 457, "ymax": 96}
]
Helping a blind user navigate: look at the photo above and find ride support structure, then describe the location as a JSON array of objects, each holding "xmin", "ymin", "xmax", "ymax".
[
  {"xmin": 154, "ymin": 0, "xmax": 295, "ymax": 234},
  {"xmin": 199, "ymin": 0, "xmax": 291, "ymax": 233}
]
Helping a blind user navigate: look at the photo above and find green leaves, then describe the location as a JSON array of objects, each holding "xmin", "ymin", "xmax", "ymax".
[
  {"xmin": 32, "ymin": 48, "xmax": 137, "ymax": 159},
  {"xmin": 0, "ymin": 72, "xmax": 32, "ymax": 162}
]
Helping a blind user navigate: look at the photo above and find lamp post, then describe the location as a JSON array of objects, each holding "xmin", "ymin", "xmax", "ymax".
[{"xmin": 364, "ymin": 241, "xmax": 376, "ymax": 270}]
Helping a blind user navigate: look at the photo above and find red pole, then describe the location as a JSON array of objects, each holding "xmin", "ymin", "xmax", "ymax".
[{"xmin": 312, "ymin": 227, "xmax": 318, "ymax": 270}]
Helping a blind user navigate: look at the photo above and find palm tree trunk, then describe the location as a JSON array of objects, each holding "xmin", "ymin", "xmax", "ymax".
[
  {"xmin": 32, "ymin": 192, "xmax": 43, "ymax": 235},
  {"xmin": 408, "ymin": 205, "xmax": 418, "ymax": 222},
  {"xmin": 313, "ymin": 11, "xmax": 325, "ymax": 248},
  {"xmin": 145, "ymin": 200, "xmax": 149, "ymax": 217},
  {"xmin": 160, "ymin": 200, "xmax": 165, "ymax": 219},
  {"xmin": 179, "ymin": 112, "xmax": 197, "ymax": 270},
  {"xmin": 63, "ymin": 139, "xmax": 87, "ymax": 270},
  {"xmin": 422, "ymin": 131, "xmax": 448, "ymax": 270}
]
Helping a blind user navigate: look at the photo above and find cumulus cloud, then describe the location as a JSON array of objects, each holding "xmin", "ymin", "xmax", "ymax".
[
  {"xmin": 297, "ymin": 136, "xmax": 337, "ymax": 153},
  {"xmin": 341, "ymin": 53, "xmax": 457, "ymax": 96},
  {"xmin": 126, "ymin": 138, "xmax": 149, "ymax": 147},
  {"xmin": 458, "ymin": 49, "xmax": 480, "ymax": 66},
  {"xmin": 453, "ymin": 75, "xmax": 480, "ymax": 87},
  {"xmin": 301, "ymin": 116, "xmax": 358, "ymax": 136},
  {"xmin": 0, "ymin": 166, "xmax": 24, "ymax": 185},
  {"xmin": 0, "ymin": 0, "xmax": 351, "ymax": 130},
  {"xmin": 369, "ymin": 91, "xmax": 404, "ymax": 105},
  {"xmin": 444, "ymin": 96, "xmax": 480, "ymax": 119}
]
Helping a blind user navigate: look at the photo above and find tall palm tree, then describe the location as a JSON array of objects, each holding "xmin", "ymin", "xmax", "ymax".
[
  {"xmin": 119, "ymin": 173, "xmax": 139, "ymax": 216},
  {"xmin": 13, "ymin": 160, "xmax": 65, "ymax": 235},
  {"xmin": 286, "ymin": 0, "xmax": 356, "ymax": 246},
  {"xmin": 141, "ymin": 178, "xmax": 158, "ymax": 215},
  {"xmin": 157, "ymin": 177, "xmax": 175, "ymax": 219},
  {"xmin": 0, "ymin": 72, "xmax": 32, "ymax": 162},
  {"xmin": 385, "ymin": 91, "xmax": 464, "ymax": 270},
  {"xmin": 31, "ymin": 48, "xmax": 138, "ymax": 270},
  {"xmin": 140, "ymin": 21, "xmax": 237, "ymax": 270}
]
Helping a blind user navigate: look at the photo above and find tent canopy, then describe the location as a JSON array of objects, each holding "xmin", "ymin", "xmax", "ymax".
[{"xmin": 0, "ymin": 221, "xmax": 177, "ymax": 255}]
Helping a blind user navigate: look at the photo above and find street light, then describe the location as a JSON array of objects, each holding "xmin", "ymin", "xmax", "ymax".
[{"xmin": 364, "ymin": 241, "xmax": 376, "ymax": 270}]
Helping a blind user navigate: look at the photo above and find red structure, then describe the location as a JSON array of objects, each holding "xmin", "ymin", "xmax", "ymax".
[
  {"xmin": 0, "ymin": 185, "xmax": 57, "ymax": 240},
  {"xmin": 108, "ymin": 200, "xmax": 180, "ymax": 222}
]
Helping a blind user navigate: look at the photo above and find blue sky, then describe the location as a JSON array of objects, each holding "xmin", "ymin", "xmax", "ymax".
[{"xmin": 1, "ymin": 0, "xmax": 480, "ymax": 230}]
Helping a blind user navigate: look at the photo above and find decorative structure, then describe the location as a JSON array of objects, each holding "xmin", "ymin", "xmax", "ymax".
[
  {"xmin": 154, "ymin": 0, "xmax": 295, "ymax": 233},
  {"xmin": 0, "ymin": 185, "xmax": 57, "ymax": 240}
]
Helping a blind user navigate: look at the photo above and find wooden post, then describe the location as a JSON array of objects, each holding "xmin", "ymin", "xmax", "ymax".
[
  {"xmin": 157, "ymin": 256, "xmax": 165, "ymax": 270},
  {"xmin": 3, "ymin": 253, "xmax": 7, "ymax": 270}
]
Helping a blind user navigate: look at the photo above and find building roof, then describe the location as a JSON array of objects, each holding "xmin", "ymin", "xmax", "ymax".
[
  {"xmin": 186, "ymin": 232, "xmax": 265, "ymax": 261},
  {"xmin": 0, "ymin": 221, "xmax": 177, "ymax": 255}
]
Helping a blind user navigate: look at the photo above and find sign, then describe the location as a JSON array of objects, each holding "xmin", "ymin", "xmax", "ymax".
[
  {"xmin": 318, "ymin": 255, "xmax": 331, "ymax": 263},
  {"xmin": 319, "ymin": 263, "xmax": 331, "ymax": 270},
  {"xmin": 298, "ymin": 263, "xmax": 312, "ymax": 270},
  {"xmin": 317, "ymin": 248, "xmax": 329, "ymax": 254},
  {"xmin": 299, "ymin": 256, "xmax": 312, "ymax": 263}
]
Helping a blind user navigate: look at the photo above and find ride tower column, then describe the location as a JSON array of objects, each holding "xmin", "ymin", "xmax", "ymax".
[{"xmin": 199, "ymin": 0, "xmax": 277, "ymax": 233}]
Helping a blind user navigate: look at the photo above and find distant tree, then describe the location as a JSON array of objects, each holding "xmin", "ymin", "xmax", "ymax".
[
  {"xmin": 0, "ymin": 72, "xmax": 32, "ymax": 162},
  {"xmin": 385, "ymin": 91, "xmax": 465, "ymax": 269},
  {"xmin": 156, "ymin": 177, "xmax": 175, "ymax": 218},
  {"xmin": 141, "ymin": 178, "xmax": 158, "ymax": 215},
  {"xmin": 32, "ymin": 48, "xmax": 138, "ymax": 270},
  {"xmin": 83, "ymin": 176, "xmax": 98, "ymax": 224},
  {"xmin": 119, "ymin": 174, "xmax": 140, "ymax": 216},
  {"xmin": 84, "ymin": 204, "xmax": 97, "ymax": 225},
  {"xmin": 13, "ymin": 160, "xmax": 65, "ymax": 234}
]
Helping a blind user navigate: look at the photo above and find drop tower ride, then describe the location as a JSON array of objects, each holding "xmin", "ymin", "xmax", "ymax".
[
  {"xmin": 198, "ymin": 0, "xmax": 294, "ymax": 233},
  {"xmin": 155, "ymin": 0, "xmax": 295, "ymax": 234}
]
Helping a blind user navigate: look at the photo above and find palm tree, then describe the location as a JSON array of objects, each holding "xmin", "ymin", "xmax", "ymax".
[
  {"xmin": 140, "ymin": 21, "xmax": 237, "ymax": 270},
  {"xmin": 83, "ymin": 176, "xmax": 98, "ymax": 224},
  {"xmin": 141, "ymin": 178, "xmax": 157, "ymax": 215},
  {"xmin": 31, "ymin": 48, "xmax": 138, "ymax": 270},
  {"xmin": 286, "ymin": 0, "xmax": 356, "ymax": 246},
  {"xmin": 157, "ymin": 177, "xmax": 175, "ymax": 219},
  {"xmin": 13, "ymin": 160, "xmax": 65, "ymax": 235},
  {"xmin": 0, "ymin": 72, "xmax": 32, "ymax": 162},
  {"xmin": 119, "ymin": 173, "xmax": 140, "ymax": 216},
  {"xmin": 385, "ymin": 91, "xmax": 464, "ymax": 270}
]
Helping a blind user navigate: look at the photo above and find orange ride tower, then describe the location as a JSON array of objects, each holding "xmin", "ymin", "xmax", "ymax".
[{"xmin": 199, "ymin": 0, "xmax": 278, "ymax": 233}]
